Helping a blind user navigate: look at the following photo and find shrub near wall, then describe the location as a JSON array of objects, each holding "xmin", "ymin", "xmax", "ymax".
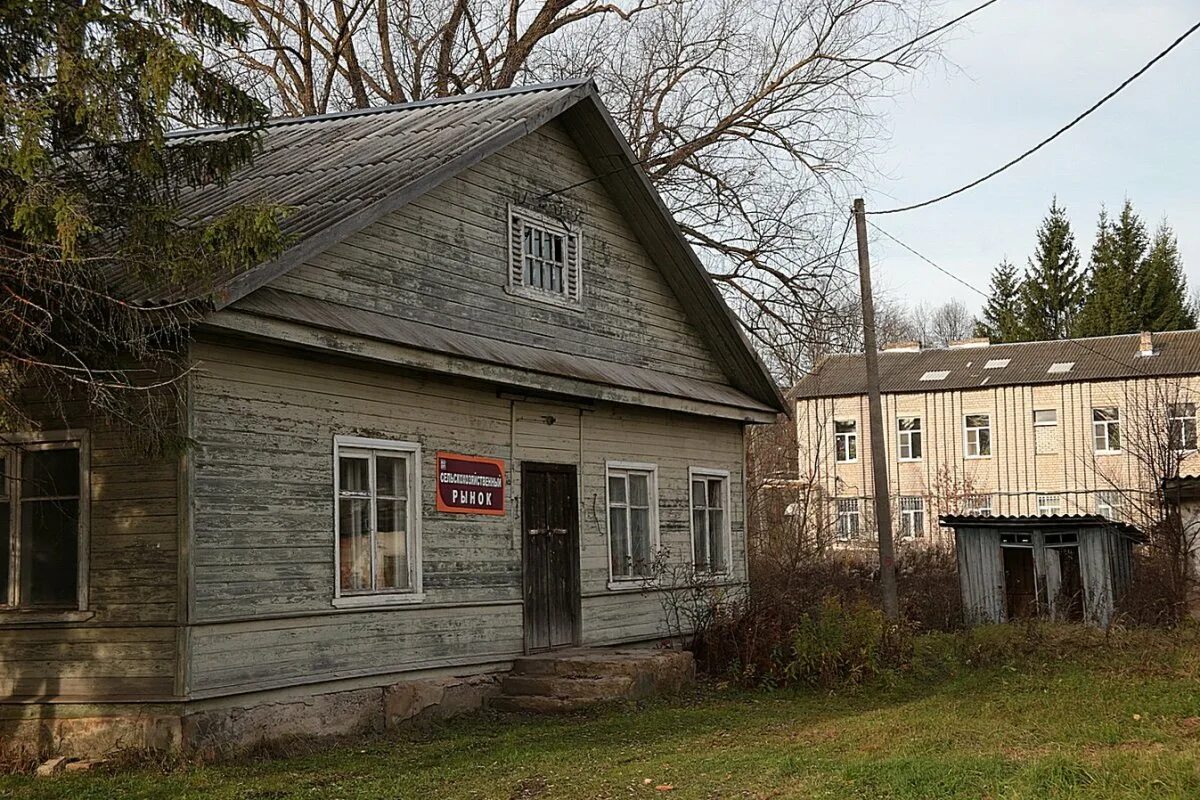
[{"xmin": 693, "ymin": 547, "xmax": 961, "ymax": 686}]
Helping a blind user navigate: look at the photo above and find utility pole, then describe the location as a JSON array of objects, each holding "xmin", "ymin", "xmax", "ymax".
[{"xmin": 852, "ymin": 198, "xmax": 900, "ymax": 620}]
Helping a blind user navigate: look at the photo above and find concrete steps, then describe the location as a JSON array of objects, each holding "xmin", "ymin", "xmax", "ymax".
[{"xmin": 491, "ymin": 647, "xmax": 693, "ymax": 713}]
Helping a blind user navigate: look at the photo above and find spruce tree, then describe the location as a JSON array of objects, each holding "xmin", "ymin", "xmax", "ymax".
[
  {"xmin": 1, "ymin": 1, "xmax": 287, "ymax": 437},
  {"xmin": 975, "ymin": 259, "xmax": 1025, "ymax": 342},
  {"xmin": 1138, "ymin": 221, "xmax": 1195, "ymax": 331},
  {"xmin": 1020, "ymin": 199, "xmax": 1085, "ymax": 340},
  {"xmin": 1075, "ymin": 202, "xmax": 1147, "ymax": 336}
]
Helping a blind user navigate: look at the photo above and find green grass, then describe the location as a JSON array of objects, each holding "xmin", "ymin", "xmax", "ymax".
[{"xmin": 5, "ymin": 630, "xmax": 1200, "ymax": 799}]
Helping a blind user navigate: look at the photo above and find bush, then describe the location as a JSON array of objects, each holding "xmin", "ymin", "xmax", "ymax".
[
  {"xmin": 787, "ymin": 598, "xmax": 910, "ymax": 689},
  {"xmin": 691, "ymin": 546, "xmax": 961, "ymax": 687}
]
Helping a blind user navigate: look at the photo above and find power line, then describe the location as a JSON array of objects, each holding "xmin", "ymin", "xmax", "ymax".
[
  {"xmin": 539, "ymin": 0, "xmax": 1004, "ymax": 200},
  {"xmin": 872, "ymin": 19, "xmax": 1200, "ymax": 215},
  {"xmin": 866, "ymin": 220, "xmax": 1200, "ymax": 403}
]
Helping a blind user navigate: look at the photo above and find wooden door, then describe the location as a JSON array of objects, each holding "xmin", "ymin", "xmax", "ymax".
[
  {"xmin": 522, "ymin": 463, "xmax": 580, "ymax": 652},
  {"xmin": 1003, "ymin": 547, "xmax": 1037, "ymax": 620}
]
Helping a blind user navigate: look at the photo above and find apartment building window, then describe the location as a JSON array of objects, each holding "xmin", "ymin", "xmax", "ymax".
[
  {"xmin": 1033, "ymin": 409, "xmax": 1058, "ymax": 454},
  {"xmin": 964, "ymin": 414, "xmax": 992, "ymax": 458},
  {"xmin": 835, "ymin": 498, "xmax": 860, "ymax": 540},
  {"xmin": 1092, "ymin": 408, "xmax": 1121, "ymax": 453},
  {"xmin": 897, "ymin": 417, "xmax": 922, "ymax": 460},
  {"xmin": 964, "ymin": 494, "xmax": 993, "ymax": 516},
  {"xmin": 834, "ymin": 420, "xmax": 858, "ymax": 463},
  {"xmin": 899, "ymin": 496, "xmax": 925, "ymax": 538},
  {"xmin": 1095, "ymin": 491, "xmax": 1122, "ymax": 520},
  {"xmin": 1168, "ymin": 403, "xmax": 1197, "ymax": 452},
  {"xmin": 1037, "ymin": 493, "xmax": 1062, "ymax": 515}
]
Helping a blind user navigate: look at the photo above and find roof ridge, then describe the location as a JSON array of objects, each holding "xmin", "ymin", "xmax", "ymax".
[{"xmin": 167, "ymin": 77, "xmax": 595, "ymax": 140}]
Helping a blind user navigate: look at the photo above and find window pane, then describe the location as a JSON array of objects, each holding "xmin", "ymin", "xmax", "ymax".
[
  {"xmin": 21, "ymin": 499, "xmax": 78, "ymax": 606},
  {"xmin": 628, "ymin": 473, "xmax": 650, "ymax": 507},
  {"xmin": 608, "ymin": 475, "xmax": 626, "ymax": 505},
  {"xmin": 691, "ymin": 479, "xmax": 705, "ymax": 508},
  {"xmin": 376, "ymin": 498, "xmax": 409, "ymax": 591},
  {"xmin": 692, "ymin": 509, "xmax": 707, "ymax": 567},
  {"xmin": 609, "ymin": 506, "xmax": 629, "ymax": 577},
  {"xmin": 1034, "ymin": 410, "xmax": 1057, "ymax": 425},
  {"xmin": 376, "ymin": 456, "xmax": 407, "ymax": 499},
  {"xmin": 708, "ymin": 509, "xmax": 725, "ymax": 571},
  {"xmin": 707, "ymin": 479, "xmax": 723, "ymax": 509},
  {"xmin": 21, "ymin": 449, "xmax": 79, "ymax": 498},
  {"xmin": 339, "ymin": 456, "xmax": 369, "ymax": 495},
  {"xmin": 1110, "ymin": 424, "xmax": 1121, "ymax": 450},
  {"xmin": 630, "ymin": 507, "xmax": 651, "ymax": 576},
  {"xmin": 338, "ymin": 497, "xmax": 371, "ymax": 593},
  {"xmin": 978, "ymin": 428, "xmax": 991, "ymax": 455},
  {"xmin": 835, "ymin": 420, "xmax": 856, "ymax": 433}
]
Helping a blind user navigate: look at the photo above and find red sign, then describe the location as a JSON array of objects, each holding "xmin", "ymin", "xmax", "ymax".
[{"xmin": 435, "ymin": 452, "xmax": 506, "ymax": 515}]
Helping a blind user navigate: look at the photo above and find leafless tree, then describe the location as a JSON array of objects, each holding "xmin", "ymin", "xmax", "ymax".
[
  {"xmin": 1093, "ymin": 379, "xmax": 1200, "ymax": 620},
  {"xmin": 219, "ymin": 0, "xmax": 946, "ymax": 375}
]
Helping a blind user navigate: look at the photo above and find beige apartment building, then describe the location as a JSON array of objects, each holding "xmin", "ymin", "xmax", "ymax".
[{"xmin": 791, "ymin": 331, "xmax": 1200, "ymax": 547}]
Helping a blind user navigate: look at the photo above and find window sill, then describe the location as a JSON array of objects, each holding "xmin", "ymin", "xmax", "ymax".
[
  {"xmin": 835, "ymin": 460, "xmax": 858, "ymax": 465},
  {"xmin": 332, "ymin": 593, "xmax": 425, "ymax": 609},
  {"xmin": 0, "ymin": 609, "xmax": 94, "ymax": 625},
  {"xmin": 504, "ymin": 285, "xmax": 583, "ymax": 312},
  {"xmin": 964, "ymin": 455, "xmax": 992, "ymax": 460},
  {"xmin": 897, "ymin": 458, "xmax": 923, "ymax": 463},
  {"xmin": 1094, "ymin": 450, "xmax": 1122, "ymax": 456},
  {"xmin": 606, "ymin": 579, "xmax": 659, "ymax": 593}
]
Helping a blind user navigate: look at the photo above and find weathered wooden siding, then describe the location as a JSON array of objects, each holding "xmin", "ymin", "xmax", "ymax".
[
  {"xmin": 0, "ymin": 395, "xmax": 179, "ymax": 702},
  {"xmin": 262, "ymin": 118, "xmax": 729, "ymax": 387},
  {"xmin": 186, "ymin": 341, "xmax": 746, "ymax": 698}
]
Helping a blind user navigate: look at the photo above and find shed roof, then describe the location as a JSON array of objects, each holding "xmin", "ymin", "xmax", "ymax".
[
  {"xmin": 791, "ymin": 330, "xmax": 1200, "ymax": 400},
  {"xmin": 109, "ymin": 79, "xmax": 785, "ymax": 414},
  {"xmin": 939, "ymin": 513, "xmax": 1145, "ymax": 541}
]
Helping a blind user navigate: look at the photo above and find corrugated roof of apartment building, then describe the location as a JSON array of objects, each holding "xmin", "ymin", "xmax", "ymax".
[{"xmin": 791, "ymin": 330, "xmax": 1200, "ymax": 399}]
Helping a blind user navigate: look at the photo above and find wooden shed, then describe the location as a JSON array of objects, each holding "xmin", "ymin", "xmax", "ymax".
[{"xmin": 939, "ymin": 514, "xmax": 1143, "ymax": 627}]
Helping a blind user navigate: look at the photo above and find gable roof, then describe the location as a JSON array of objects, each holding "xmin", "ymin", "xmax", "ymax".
[
  {"xmin": 117, "ymin": 79, "xmax": 785, "ymax": 414},
  {"xmin": 792, "ymin": 330, "xmax": 1200, "ymax": 400}
]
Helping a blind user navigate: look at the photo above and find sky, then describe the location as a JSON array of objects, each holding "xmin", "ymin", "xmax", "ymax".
[{"xmin": 860, "ymin": 0, "xmax": 1200, "ymax": 318}]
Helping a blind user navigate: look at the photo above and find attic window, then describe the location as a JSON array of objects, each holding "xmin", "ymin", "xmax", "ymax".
[
  {"xmin": 1047, "ymin": 362, "xmax": 1075, "ymax": 374},
  {"xmin": 507, "ymin": 206, "xmax": 582, "ymax": 306},
  {"xmin": 984, "ymin": 359, "xmax": 1010, "ymax": 369},
  {"xmin": 919, "ymin": 370, "xmax": 950, "ymax": 381}
]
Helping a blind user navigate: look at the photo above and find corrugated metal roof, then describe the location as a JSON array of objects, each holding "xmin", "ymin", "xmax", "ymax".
[
  {"xmin": 939, "ymin": 513, "xmax": 1145, "ymax": 540},
  {"xmin": 791, "ymin": 331, "xmax": 1200, "ymax": 399},
  {"xmin": 112, "ymin": 79, "xmax": 592, "ymax": 304}
]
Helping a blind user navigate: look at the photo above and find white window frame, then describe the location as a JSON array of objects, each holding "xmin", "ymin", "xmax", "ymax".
[
  {"xmin": 835, "ymin": 498, "xmax": 860, "ymax": 541},
  {"xmin": 1095, "ymin": 491, "xmax": 1122, "ymax": 520},
  {"xmin": 605, "ymin": 461, "xmax": 660, "ymax": 587},
  {"xmin": 688, "ymin": 467, "xmax": 732, "ymax": 576},
  {"xmin": 1037, "ymin": 493, "xmax": 1062, "ymax": 515},
  {"xmin": 332, "ymin": 436, "xmax": 424, "ymax": 608},
  {"xmin": 834, "ymin": 420, "xmax": 858, "ymax": 464},
  {"xmin": 899, "ymin": 496, "xmax": 925, "ymax": 539},
  {"xmin": 963, "ymin": 413, "xmax": 992, "ymax": 459},
  {"xmin": 506, "ymin": 204, "xmax": 583, "ymax": 308},
  {"xmin": 897, "ymin": 416, "xmax": 922, "ymax": 461},
  {"xmin": 964, "ymin": 494, "xmax": 993, "ymax": 516},
  {"xmin": 1168, "ymin": 403, "xmax": 1197, "ymax": 453},
  {"xmin": 1091, "ymin": 407, "xmax": 1121, "ymax": 454},
  {"xmin": 0, "ymin": 430, "xmax": 90, "ymax": 615}
]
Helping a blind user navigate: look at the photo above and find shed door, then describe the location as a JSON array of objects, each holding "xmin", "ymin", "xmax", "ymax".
[
  {"xmin": 1003, "ymin": 548, "xmax": 1037, "ymax": 619},
  {"xmin": 522, "ymin": 463, "xmax": 580, "ymax": 652}
]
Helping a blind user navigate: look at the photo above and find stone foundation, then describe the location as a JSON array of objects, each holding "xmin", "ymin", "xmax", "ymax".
[{"xmin": 1, "ymin": 673, "xmax": 502, "ymax": 761}]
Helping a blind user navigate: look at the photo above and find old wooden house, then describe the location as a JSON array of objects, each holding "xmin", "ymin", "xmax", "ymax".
[
  {"xmin": 0, "ymin": 80, "xmax": 785, "ymax": 754},
  {"xmin": 940, "ymin": 514, "xmax": 1142, "ymax": 627}
]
